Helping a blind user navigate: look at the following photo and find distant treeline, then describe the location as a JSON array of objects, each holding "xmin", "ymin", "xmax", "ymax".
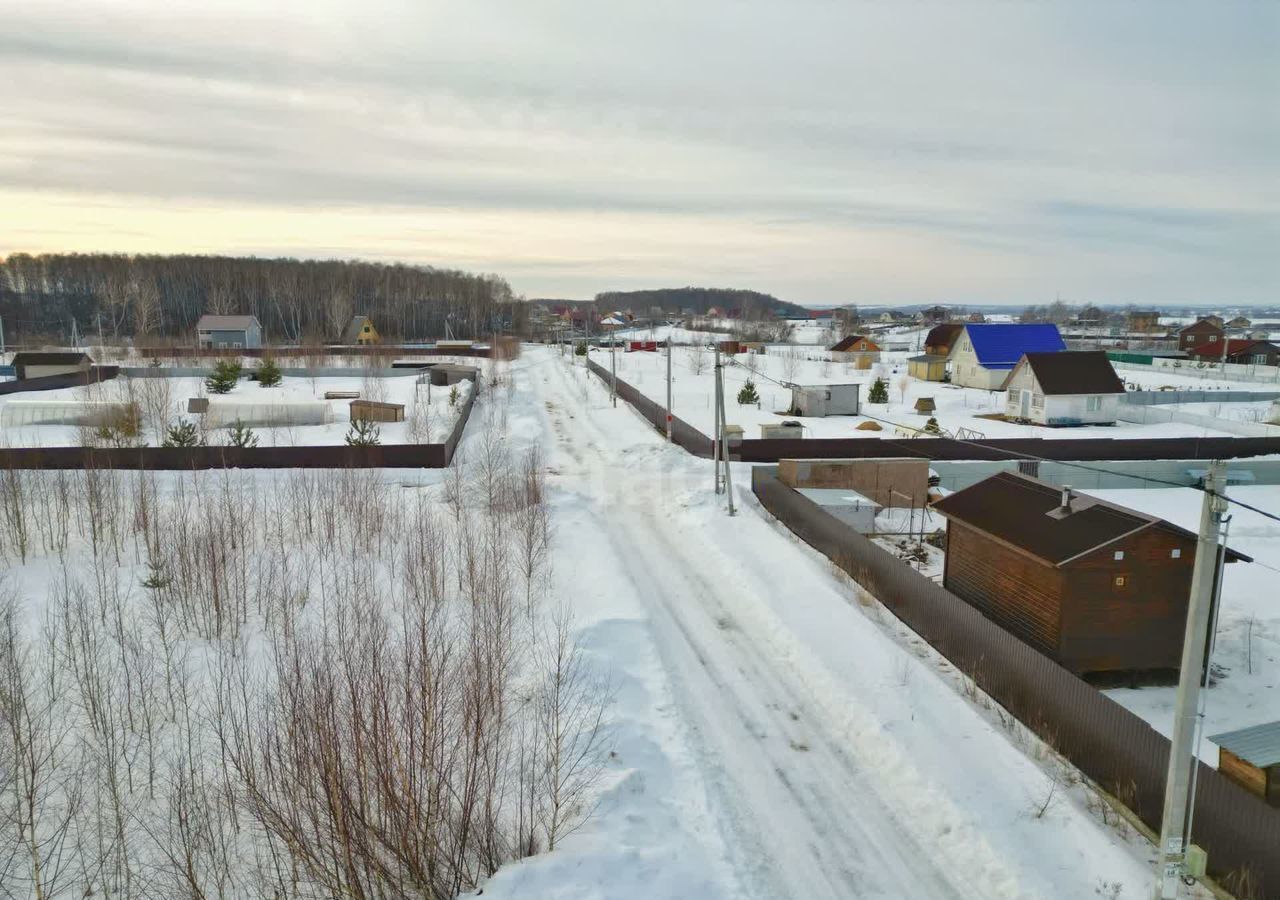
[
  {"xmin": 0, "ymin": 253, "xmax": 519, "ymax": 345},
  {"xmin": 593, "ymin": 287, "xmax": 806, "ymax": 318}
]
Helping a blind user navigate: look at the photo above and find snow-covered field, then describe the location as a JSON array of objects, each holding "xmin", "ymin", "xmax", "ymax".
[
  {"xmin": 587, "ymin": 344, "xmax": 1241, "ymax": 441},
  {"xmin": 0, "ymin": 371, "xmax": 471, "ymax": 446},
  {"xmin": 0, "ymin": 344, "xmax": 1179, "ymax": 899},
  {"xmin": 1097, "ymin": 487, "xmax": 1280, "ymax": 766}
]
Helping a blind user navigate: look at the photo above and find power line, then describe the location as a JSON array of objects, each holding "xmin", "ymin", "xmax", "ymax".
[{"xmin": 725, "ymin": 357, "xmax": 1280, "ymax": 526}]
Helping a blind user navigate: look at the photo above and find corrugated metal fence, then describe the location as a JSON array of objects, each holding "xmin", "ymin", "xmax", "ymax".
[
  {"xmin": 0, "ymin": 383, "xmax": 477, "ymax": 471},
  {"xmin": 585, "ymin": 361, "xmax": 1280, "ymax": 463},
  {"xmin": 585, "ymin": 359, "xmax": 713, "ymax": 455},
  {"xmin": 752, "ymin": 465, "xmax": 1280, "ymax": 895}
]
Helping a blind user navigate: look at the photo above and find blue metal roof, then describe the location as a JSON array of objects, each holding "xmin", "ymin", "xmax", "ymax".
[{"xmin": 965, "ymin": 324, "xmax": 1065, "ymax": 370}]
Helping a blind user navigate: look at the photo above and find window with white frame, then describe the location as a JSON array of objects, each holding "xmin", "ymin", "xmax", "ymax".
[
  {"xmin": 1032, "ymin": 393, "xmax": 1044, "ymax": 409},
  {"xmin": 1085, "ymin": 396, "xmax": 1102, "ymax": 412}
]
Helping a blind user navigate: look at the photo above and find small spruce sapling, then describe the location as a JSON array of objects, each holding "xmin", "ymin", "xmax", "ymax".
[
  {"xmin": 923, "ymin": 416, "xmax": 943, "ymax": 435},
  {"xmin": 227, "ymin": 419, "xmax": 259, "ymax": 448},
  {"xmin": 345, "ymin": 417, "xmax": 381, "ymax": 447},
  {"xmin": 162, "ymin": 419, "xmax": 201, "ymax": 447},
  {"xmin": 868, "ymin": 377, "xmax": 889, "ymax": 404},
  {"xmin": 205, "ymin": 359, "xmax": 242, "ymax": 394},
  {"xmin": 449, "ymin": 385, "xmax": 460, "ymax": 407},
  {"xmin": 737, "ymin": 379, "xmax": 759, "ymax": 406},
  {"xmin": 256, "ymin": 357, "xmax": 282, "ymax": 387}
]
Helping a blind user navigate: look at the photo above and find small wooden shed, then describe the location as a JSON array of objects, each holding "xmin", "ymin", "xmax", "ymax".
[
  {"xmin": 1210, "ymin": 721, "xmax": 1280, "ymax": 807},
  {"xmin": 11, "ymin": 351, "xmax": 94, "ymax": 380},
  {"xmin": 907, "ymin": 354, "xmax": 948, "ymax": 382},
  {"xmin": 349, "ymin": 399, "xmax": 405, "ymax": 423},
  {"xmin": 931, "ymin": 472, "xmax": 1250, "ymax": 675}
]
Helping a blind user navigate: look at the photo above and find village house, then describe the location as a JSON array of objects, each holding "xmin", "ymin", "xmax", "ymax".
[
  {"xmin": 9, "ymin": 351, "xmax": 94, "ymax": 380},
  {"xmin": 1188, "ymin": 339, "xmax": 1280, "ymax": 366},
  {"xmin": 1001, "ymin": 351, "xmax": 1127, "ymax": 426},
  {"xmin": 1177, "ymin": 318, "xmax": 1224, "ymax": 351},
  {"xmin": 948, "ymin": 323, "xmax": 1065, "ymax": 390},
  {"xmin": 1227, "ymin": 316, "xmax": 1253, "ymax": 330},
  {"xmin": 828, "ymin": 335, "xmax": 880, "ymax": 367},
  {"xmin": 920, "ymin": 305, "xmax": 951, "ymax": 324},
  {"xmin": 342, "ymin": 315, "xmax": 381, "ymax": 345},
  {"xmin": 196, "ymin": 314, "xmax": 262, "ymax": 350},
  {"xmin": 931, "ymin": 472, "xmax": 1250, "ymax": 675},
  {"xmin": 1126, "ymin": 310, "xmax": 1161, "ymax": 333}
]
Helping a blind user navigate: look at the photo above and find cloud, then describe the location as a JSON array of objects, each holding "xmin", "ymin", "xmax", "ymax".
[{"xmin": 0, "ymin": 0, "xmax": 1275, "ymax": 303}]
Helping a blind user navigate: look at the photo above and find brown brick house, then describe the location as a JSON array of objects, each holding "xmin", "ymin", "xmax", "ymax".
[{"xmin": 1178, "ymin": 318, "xmax": 1225, "ymax": 351}]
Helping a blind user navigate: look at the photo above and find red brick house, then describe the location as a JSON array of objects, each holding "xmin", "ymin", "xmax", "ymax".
[{"xmin": 1178, "ymin": 318, "xmax": 1225, "ymax": 351}]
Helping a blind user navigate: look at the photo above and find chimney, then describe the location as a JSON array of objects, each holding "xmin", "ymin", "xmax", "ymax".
[{"xmin": 1060, "ymin": 485, "xmax": 1073, "ymax": 513}]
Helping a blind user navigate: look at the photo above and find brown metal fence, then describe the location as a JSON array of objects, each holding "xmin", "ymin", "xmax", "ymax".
[
  {"xmin": 752, "ymin": 465, "xmax": 1280, "ymax": 895},
  {"xmin": 0, "ymin": 383, "xmax": 477, "ymax": 471},
  {"xmin": 133, "ymin": 344, "xmax": 509, "ymax": 360},
  {"xmin": 587, "ymin": 363, "xmax": 1280, "ymax": 463},
  {"xmin": 585, "ymin": 359, "xmax": 713, "ymax": 455}
]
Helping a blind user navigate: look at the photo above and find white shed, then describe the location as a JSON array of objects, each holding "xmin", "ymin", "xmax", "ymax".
[{"xmin": 790, "ymin": 383, "xmax": 860, "ymax": 417}]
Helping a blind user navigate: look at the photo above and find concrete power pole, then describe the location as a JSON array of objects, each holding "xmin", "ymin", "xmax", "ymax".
[
  {"xmin": 713, "ymin": 344, "xmax": 736, "ymax": 515},
  {"xmin": 610, "ymin": 326, "xmax": 617, "ymax": 407},
  {"xmin": 665, "ymin": 332, "xmax": 673, "ymax": 442},
  {"xmin": 713, "ymin": 343, "xmax": 722, "ymax": 493},
  {"xmin": 1155, "ymin": 459, "xmax": 1229, "ymax": 899}
]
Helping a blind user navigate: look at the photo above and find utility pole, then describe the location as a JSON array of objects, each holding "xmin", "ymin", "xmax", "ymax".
[
  {"xmin": 70, "ymin": 318, "xmax": 80, "ymax": 350},
  {"xmin": 713, "ymin": 343, "xmax": 722, "ymax": 493},
  {"xmin": 610, "ymin": 325, "xmax": 617, "ymax": 407},
  {"xmin": 0, "ymin": 315, "xmax": 6, "ymax": 357},
  {"xmin": 665, "ymin": 333, "xmax": 673, "ymax": 442},
  {"xmin": 713, "ymin": 344, "xmax": 736, "ymax": 515},
  {"xmin": 1155, "ymin": 460, "xmax": 1229, "ymax": 899}
]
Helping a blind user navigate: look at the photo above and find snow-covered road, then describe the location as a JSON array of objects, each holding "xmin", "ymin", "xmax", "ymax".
[{"xmin": 477, "ymin": 349, "xmax": 1162, "ymax": 900}]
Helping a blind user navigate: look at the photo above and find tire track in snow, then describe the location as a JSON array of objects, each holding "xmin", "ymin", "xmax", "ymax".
[{"xmin": 536, "ymin": 357, "xmax": 1026, "ymax": 900}]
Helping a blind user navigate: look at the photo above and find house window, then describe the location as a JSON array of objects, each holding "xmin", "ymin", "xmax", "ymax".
[
  {"xmin": 1113, "ymin": 550, "xmax": 1125, "ymax": 560},
  {"xmin": 1085, "ymin": 396, "xmax": 1102, "ymax": 412},
  {"xmin": 1032, "ymin": 393, "xmax": 1044, "ymax": 409},
  {"xmin": 1170, "ymin": 548, "xmax": 1182, "ymax": 559},
  {"xmin": 1007, "ymin": 388, "xmax": 1018, "ymax": 403},
  {"xmin": 1114, "ymin": 575, "xmax": 1127, "ymax": 587},
  {"xmin": 1209, "ymin": 335, "xmax": 1218, "ymax": 342},
  {"xmin": 1252, "ymin": 354, "xmax": 1267, "ymax": 364}
]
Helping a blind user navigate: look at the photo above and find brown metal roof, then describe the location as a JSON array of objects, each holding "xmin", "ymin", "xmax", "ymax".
[
  {"xmin": 931, "ymin": 471, "xmax": 1250, "ymax": 566},
  {"xmin": 924, "ymin": 323, "xmax": 964, "ymax": 349},
  {"xmin": 1013, "ymin": 351, "xmax": 1126, "ymax": 395},
  {"xmin": 829, "ymin": 335, "xmax": 879, "ymax": 352}
]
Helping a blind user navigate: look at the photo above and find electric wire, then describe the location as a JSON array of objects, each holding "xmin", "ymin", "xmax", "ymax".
[{"xmin": 726, "ymin": 356, "xmax": 1280, "ymax": 526}]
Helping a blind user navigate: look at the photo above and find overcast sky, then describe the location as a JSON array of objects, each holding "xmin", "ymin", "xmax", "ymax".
[{"xmin": 1, "ymin": 0, "xmax": 1276, "ymax": 305}]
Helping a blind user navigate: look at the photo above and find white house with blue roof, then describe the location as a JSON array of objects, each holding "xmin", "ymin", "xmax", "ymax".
[{"xmin": 948, "ymin": 323, "xmax": 1066, "ymax": 390}]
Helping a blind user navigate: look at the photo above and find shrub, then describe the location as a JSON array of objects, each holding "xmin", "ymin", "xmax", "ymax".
[
  {"xmin": 345, "ymin": 417, "xmax": 381, "ymax": 447},
  {"xmin": 162, "ymin": 419, "xmax": 201, "ymax": 447},
  {"xmin": 868, "ymin": 377, "xmax": 888, "ymax": 404},
  {"xmin": 737, "ymin": 380, "xmax": 759, "ymax": 405},
  {"xmin": 449, "ymin": 385, "xmax": 460, "ymax": 408},
  {"xmin": 206, "ymin": 359, "xmax": 242, "ymax": 394},
  {"xmin": 574, "ymin": 341, "xmax": 588, "ymax": 357},
  {"xmin": 256, "ymin": 357, "xmax": 282, "ymax": 388},
  {"xmin": 227, "ymin": 419, "xmax": 259, "ymax": 448}
]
